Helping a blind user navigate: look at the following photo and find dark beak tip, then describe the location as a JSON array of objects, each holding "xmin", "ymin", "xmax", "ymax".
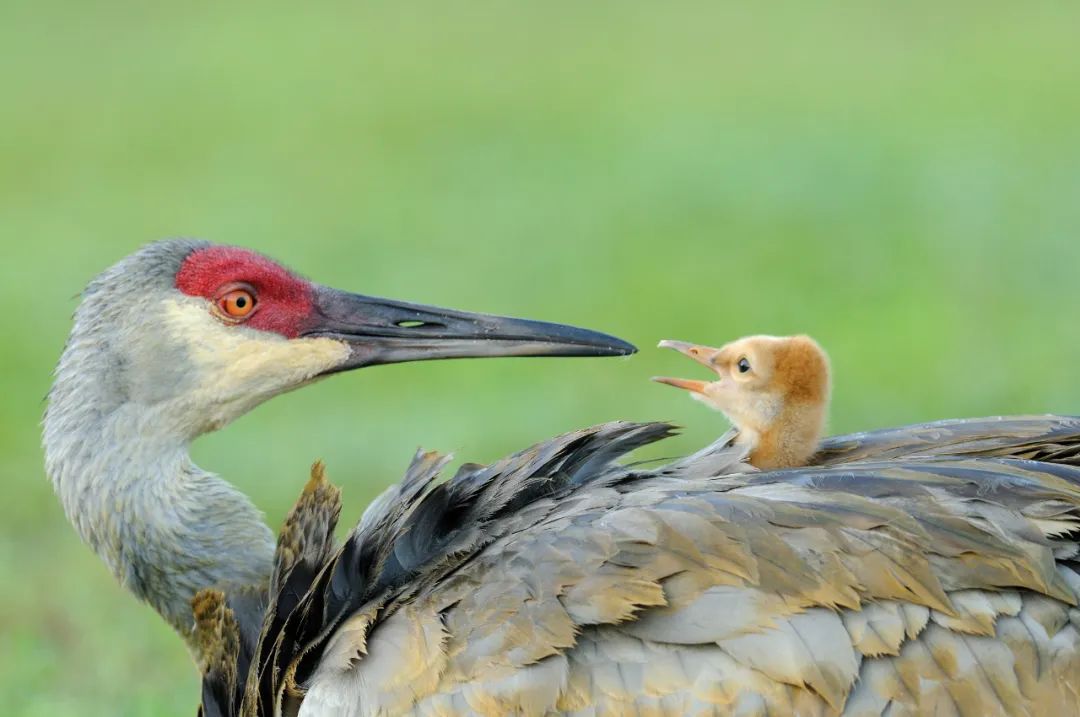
[{"xmin": 544, "ymin": 337, "xmax": 637, "ymax": 358}]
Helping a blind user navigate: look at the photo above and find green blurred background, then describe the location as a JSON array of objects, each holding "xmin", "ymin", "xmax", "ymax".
[{"xmin": 3, "ymin": 2, "xmax": 1079, "ymax": 714}]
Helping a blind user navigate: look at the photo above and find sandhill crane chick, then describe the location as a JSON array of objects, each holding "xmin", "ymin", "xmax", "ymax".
[{"xmin": 653, "ymin": 335, "xmax": 830, "ymax": 469}]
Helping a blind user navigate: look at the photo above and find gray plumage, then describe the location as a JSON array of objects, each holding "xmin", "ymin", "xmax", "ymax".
[
  {"xmin": 208, "ymin": 416, "xmax": 1080, "ymax": 717},
  {"xmin": 44, "ymin": 241, "xmax": 1080, "ymax": 716}
]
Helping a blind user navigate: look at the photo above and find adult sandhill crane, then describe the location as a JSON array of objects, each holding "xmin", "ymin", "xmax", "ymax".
[{"xmin": 44, "ymin": 240, "xmax": 1080, "ymax": 716}]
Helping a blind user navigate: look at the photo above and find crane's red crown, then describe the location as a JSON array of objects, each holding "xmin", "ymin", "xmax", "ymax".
[{"xmin": 175, "ymin": 246, "xmax": 314, "ymax": 338}]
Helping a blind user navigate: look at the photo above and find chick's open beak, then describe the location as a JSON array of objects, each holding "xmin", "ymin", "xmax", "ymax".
[{"xmin": 651, "ymin": 339, "xmax": 724, "ymax": 395}]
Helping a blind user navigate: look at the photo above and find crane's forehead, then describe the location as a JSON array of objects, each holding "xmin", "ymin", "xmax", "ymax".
[{"xmin": 175, "ymin": 245, "xmax": 309, "ymax": 299}]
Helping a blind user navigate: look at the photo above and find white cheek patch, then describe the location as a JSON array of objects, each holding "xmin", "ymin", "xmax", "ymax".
[{"xmin": 161, "ymin": 299, "xmax": 350, "ymax": 424}]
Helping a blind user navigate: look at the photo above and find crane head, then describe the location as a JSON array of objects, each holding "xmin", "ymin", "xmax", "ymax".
[
  {"xmin": 652, "ymin": 335, "xmax": 830, "ymax": 437},
  {"xmin": 64, "ymin": 240, "xmax": 634, "ymax": 439}
]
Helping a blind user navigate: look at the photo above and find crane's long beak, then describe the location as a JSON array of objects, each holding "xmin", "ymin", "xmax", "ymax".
[{"xmin": 302, "ymin": 285, "xmax": 636, "ymax": 370}]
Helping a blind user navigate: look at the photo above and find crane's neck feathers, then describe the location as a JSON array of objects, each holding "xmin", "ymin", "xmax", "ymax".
[
  {"xmin": 45, "ymin": 377, "xmax": 276, "ymax": 640},
  {"xmin": 43, "ymin": 240, "xmax": 280, "ymax": 644}
]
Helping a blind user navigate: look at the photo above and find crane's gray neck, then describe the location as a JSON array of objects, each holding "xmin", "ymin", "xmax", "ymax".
[{"xmin": 43, "ymin": 333, "xmax": 275, "ymax": 643}]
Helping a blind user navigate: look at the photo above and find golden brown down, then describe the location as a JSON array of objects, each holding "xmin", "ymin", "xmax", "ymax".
[
  {"xmin": 201, "ymin": 416, "xmax": 1080, "ymax": 717},
  {"xmin": 654, "ymin": 335, "xmax": 831, "ymax": 469}
]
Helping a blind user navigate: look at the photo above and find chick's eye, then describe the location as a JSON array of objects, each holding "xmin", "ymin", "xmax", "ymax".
[
  {"xmin": 217, "ymin": 288, "xmax": 257, "ymax": 319},
  {"xmin": 737, "ymin": 357, "xmax": 751, "ymax": 373}
]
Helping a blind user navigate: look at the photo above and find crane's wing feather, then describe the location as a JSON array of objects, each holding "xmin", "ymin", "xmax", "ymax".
[
  {"xmin": 815, "ymin": 414, "xmax": 1080, "ymax": 465},
  {"xmin": 198, "ymin": 415, "xmax": 1080, "ymax": 716},
  {"xmin": 239, "ymin": 421, "xmax": 678, "ymax": 715}
]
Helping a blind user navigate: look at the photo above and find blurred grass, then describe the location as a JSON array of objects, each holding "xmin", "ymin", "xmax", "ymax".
[{"xmin": 2, "ymin": 1, "xmax": 1079, "ymax": 713}]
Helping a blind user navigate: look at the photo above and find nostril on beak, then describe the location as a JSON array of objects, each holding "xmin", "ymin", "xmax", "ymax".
[{"xmin": 395, "ymin": 320, "xmax": 444, "ymax": 329}]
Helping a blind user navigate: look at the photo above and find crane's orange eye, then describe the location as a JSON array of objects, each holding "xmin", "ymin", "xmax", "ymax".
[{"xmin": 217, "ymin": 288, "xmax": 257, "ymax": 319}]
